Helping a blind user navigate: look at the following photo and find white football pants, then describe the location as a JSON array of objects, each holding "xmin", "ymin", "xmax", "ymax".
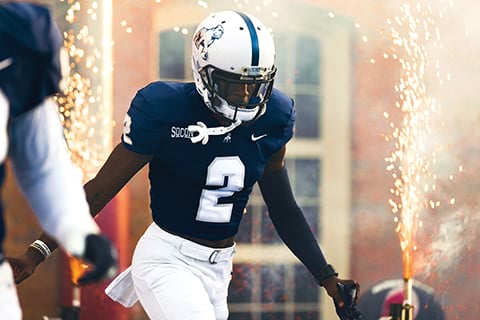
[
  {"xmin": 0, "ymin": 260, "xmax": 22, "ymax": 320},
  {"xmin": 131, "ymin": 223, "xmax": 235, "ymax": 320}
]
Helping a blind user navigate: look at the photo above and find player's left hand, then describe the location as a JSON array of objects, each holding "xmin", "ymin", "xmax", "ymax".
[{"xmin": 322, "ymin": 276, "xmax": 362, "ymax": 320}]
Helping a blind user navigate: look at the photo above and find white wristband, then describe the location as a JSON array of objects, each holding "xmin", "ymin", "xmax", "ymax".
[{"xmin": 29, "ymin": 240, "xmax": 52, "ymax": 259}]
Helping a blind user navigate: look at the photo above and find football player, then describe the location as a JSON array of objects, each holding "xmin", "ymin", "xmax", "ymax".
[
  {"xmin": 9, "ymin": 10, "xmax": 360, "ymax": 320},
  {"xmin": 0, "ymin": 2, "xmax": 118, "ymax": 319}
]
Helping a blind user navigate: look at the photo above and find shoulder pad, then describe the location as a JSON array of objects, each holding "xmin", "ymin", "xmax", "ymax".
[
  {"xmin": 0, "ymin": 3, "xmax": 62, "ymax": 54},
  {"xmin": 261, "ymin": 88, "xmax": 295, "ymax": 126},
  {"xmin": 133, "ymin": 82, "xmax": 199, "ymax": 124}
]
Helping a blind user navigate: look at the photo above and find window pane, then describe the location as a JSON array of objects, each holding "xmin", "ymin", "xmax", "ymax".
[
  {"xmin": 159, "ymin": 30, "xmax": 185, "ymax": 79},
  {"xmin": 294, "ymin": 159, "xmax": 320, "ymax": 198},
  {"xmin": 273, "ymin": 32, "xmax": 289, "ymax": 86},
  {"xmin": 295, "ymin": 35, "xmax": 320, "ymax": 85},
  {"xmin": 229, "ymin": 313, "xmax": 253, "ymax": 320},
  {"xmin": 261, "ymin": 313, "xmax": 286, "ymax": 320},
  {"xmin": 294, "ymin": 265, "xmax": 319, "ymax": 303},
  {"xmin": 295, "ymin": 94, "xmax": 320, "ymax": 138},
  {"xmin": 261, "ymin": 265, "xmax": 286, "ymax": 303},
  {"xmin": 229, "ymin": 264, "xmax": 258, "ymax": 303},
  {"xmin": 261, "ymin": 206, "xmax": 282, "ymax": 244},
  {"xmin": 294, "ymin": 312, "xmax": 320, "ymax": 319}
]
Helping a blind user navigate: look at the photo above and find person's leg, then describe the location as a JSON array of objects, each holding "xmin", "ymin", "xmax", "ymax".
[
  {"xmin": 183, "ymin": 244, "xmax": 233, "ymax": 320},
  {"xmin": 210, "ymin": 275, "xmax": 231, "ymax": 320},
  {"xmin": 131, "ymin": 224, "xmax": 217, "ymax": 320},
  {"xmin": 132, "ymin": 266, "xmax": 216, "ymax": 320},
  {"xmin": 0, "ymin": 261, "xmax": 22, "ymax": 320}
]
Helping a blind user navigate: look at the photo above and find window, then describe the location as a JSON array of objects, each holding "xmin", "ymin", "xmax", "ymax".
[{"xmin": 159, "ymin": 30, "xmax": 185, "ymax": 79}]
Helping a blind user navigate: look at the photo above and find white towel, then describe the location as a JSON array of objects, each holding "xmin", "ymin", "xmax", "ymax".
[{"xmin": 104, "ymin": 265, "xmax": 138, "ymax": 308}]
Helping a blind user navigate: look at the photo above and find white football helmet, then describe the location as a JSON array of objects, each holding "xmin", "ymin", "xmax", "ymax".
[{"xmin": 192, "ymin": 10, "xmax": 276, "ymax": 124}]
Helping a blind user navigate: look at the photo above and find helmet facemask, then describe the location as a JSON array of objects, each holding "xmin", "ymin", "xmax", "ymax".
[{"xmin": 198, "ymin": 64, "xmax": 276, "ymax": 123}]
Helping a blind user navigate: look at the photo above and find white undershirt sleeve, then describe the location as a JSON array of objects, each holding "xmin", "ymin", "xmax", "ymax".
[{"xmin": 8, "ymin": 98, "xmax": 99, "ymax": 256}]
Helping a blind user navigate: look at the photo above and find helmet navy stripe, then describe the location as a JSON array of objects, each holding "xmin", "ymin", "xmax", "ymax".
[{"xmin": 235, "ymin": 11, "xmax": 259, "ymax": 66}]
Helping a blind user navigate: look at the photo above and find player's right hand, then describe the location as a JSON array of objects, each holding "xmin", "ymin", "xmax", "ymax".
[
  {"xmin": 76, "ymin": 234, "xmax": 118, "ymax": 285},
  {"xmin": 334, "ymin": 282, "xmax": 362, "ymax": 320},
  {"xmin": 7, "ymin": 247, "xmax": 46, "ymax": 284},
  {"xmin": 322, "ymin": 276, "xmax": 362, "ymax": 320}
]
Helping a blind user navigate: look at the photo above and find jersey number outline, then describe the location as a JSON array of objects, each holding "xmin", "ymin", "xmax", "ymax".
[
  {"xmin": 196, "ymin": 156, "xmax": 245, "ymax": 223},
  {"xmin": 122, "ymin": 114, "xmax": 133, "ymax": 145}
]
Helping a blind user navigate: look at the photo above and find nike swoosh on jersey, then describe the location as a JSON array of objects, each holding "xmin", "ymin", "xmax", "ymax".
[
  {"xmin": 0, "ymin": 58, "xmax": 12, "ymax": 71},
  {"xmin": 251, "ymin": 133, "xmax": 267, "ymax": 141}
]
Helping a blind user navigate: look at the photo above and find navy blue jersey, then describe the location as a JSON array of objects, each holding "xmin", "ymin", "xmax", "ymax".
[
  {"xmin": 0, "ymin": 3, "xmax": 63, "ymax": 254},
  {"xmin": 122, "ymin": 82, "xmax": 295, "ymax": 240},
  {"xmin": 0, "ymin": 2, "xmax": 62, "ymax": 118}
]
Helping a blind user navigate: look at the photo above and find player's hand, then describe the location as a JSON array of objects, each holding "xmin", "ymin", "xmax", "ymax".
[
  {"xmin": 322, "ymin": 276, "xmax": 362, "ymax": 320},
  {"xmin": 76, "ymin": 234, "xmax": 118, "ymax": 285},
  {"xmin": 7, "ymin": 247, "xmax": 46, "ymax": 284}
]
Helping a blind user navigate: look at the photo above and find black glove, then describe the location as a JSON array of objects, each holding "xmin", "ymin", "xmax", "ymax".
[
  {"xmin": 77, "ymin": 234, "xmax": 118, "ymax": 285},
  {"xmin": 334, "ymin": 282, "xmax": 362, "ymax": 320}
]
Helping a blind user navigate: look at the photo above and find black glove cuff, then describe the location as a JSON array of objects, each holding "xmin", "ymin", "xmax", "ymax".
[{"xmin": 315, "ymin": 264, "xmax": 338, "ymax": 286}]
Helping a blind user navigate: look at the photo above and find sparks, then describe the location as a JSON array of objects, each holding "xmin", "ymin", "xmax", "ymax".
[
  {"xmin": 384, "ymin": 1, "xmax": 448, "ymax": 281},
  {"xmin": 56, "ymin": 0, "xmax": 113, "ymax": 181}
]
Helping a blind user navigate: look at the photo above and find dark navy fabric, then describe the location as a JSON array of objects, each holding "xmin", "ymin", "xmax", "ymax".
[
  {"xmin": 0, "ymin": 2, "xmax": 62, "ymax": 118},
  {"xmin": 122, "ymin": 82, "xmax": 295, "ymax": 240},
  {"xmin": 0, "ymin": 3, "xmax": 63, "ymax": 254}
]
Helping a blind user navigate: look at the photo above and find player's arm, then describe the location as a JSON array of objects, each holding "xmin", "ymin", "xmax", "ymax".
[
  {"xmin": 258, "ymin": 145, "xmax": 361, "ymax": 319},
  {"xmin": 36, "ymin": 142, "xmax": 152, "ymax": 252},
  {"xmin": 9, "ymin": 85, "xmax": 155, "ymax": 283},
  {"xmin": 9, "ymin": 133, "xmax": 151, "ymax": 284},
  {"xmin": 84, "ymin": 142, "xmax": 152, "ymax": 215},
  {"xmin": 7, "ymin": 100, "xmax": 125, "ymax": 284}
]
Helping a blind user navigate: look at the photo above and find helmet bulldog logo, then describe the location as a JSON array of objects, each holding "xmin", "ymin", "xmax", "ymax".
[{"xmin": 193, "ymin": 24, "xmax": 224, "ymax": 60}]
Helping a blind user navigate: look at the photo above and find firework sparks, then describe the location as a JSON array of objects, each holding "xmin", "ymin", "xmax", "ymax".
[
  {"xmin": 383, "ymin": 1, "xmax": 450, "ymax": 282},
  {"xmin": 53, "ymin": 1, "xmax": 114, "ymax": 309},
  {"xmin": 56, "ymin": 0, "xmax": 113, "ymax": 182}
]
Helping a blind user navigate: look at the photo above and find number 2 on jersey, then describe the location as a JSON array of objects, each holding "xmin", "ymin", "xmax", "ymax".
[{"xmin": 196, "ymin": 156, "xmax": 245, "ymax": 223}]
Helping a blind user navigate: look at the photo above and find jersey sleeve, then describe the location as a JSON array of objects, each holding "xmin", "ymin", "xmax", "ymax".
[
  {"xmin": 264, "ymin": 90, "xmax": 296, "ymax": 154},
  {"xmin": 278, "ymin": 99, "xmax": 295, "ymax": 146},
  {"xmin": 121, "ymin": 90, "xmax": 164, "ymax": 155}
]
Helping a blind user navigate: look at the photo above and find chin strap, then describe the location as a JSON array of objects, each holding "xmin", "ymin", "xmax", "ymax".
[{"xmin": 188, "ymin": 119, "xmax": 241, "ymax": 145}]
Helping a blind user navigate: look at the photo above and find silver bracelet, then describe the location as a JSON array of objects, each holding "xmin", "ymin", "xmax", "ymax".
[{"xmin": 29, "ymin": 240, "xmax": 52, "ymax": 259}]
